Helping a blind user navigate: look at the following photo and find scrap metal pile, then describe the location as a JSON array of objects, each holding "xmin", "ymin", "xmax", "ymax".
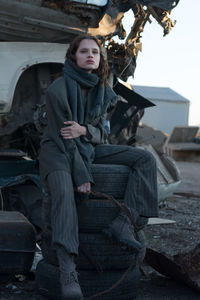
[
  {"xmin": 0, "ymin": 0, "xmax": 180, "ymax": 158},
  {"xmin": 42, "ymin": 0, "xmax": 180, "ymax": 81}
]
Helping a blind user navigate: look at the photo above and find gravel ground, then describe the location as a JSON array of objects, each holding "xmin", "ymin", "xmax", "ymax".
[{"xmin": 138, "ymin": 194, "xmax": 200, "ymax": 299}]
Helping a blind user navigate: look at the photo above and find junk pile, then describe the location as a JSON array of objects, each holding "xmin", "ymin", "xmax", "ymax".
[{"xmin": 0, "ymin": 0, "xmax": 179, "ymax": 154}]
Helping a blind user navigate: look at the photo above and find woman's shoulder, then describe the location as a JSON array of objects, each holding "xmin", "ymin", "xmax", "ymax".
[
  {"xmin": 104, "ymin": 84, "xmax": 119, "ymax": 105},
  {"xmin": 47, "ymin": 76, "xmax": 66, "ymax": 96}
]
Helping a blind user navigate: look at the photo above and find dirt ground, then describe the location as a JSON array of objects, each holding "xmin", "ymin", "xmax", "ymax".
[{"xmin": 0, "ymin": 161, "xmax": 200, "ymax": 300}]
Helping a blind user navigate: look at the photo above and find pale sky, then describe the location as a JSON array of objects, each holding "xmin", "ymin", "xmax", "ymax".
[{"xmin": 124, "ymin": 0, "xmax": 200, "ymax": 126}]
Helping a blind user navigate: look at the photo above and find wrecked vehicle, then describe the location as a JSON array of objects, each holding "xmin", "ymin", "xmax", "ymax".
[{"xmin": 0, "ymin": 0, "xmax": 181, "ymax": 220}]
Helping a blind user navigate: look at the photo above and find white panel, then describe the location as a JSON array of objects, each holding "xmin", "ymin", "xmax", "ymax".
[
  {"xmin": 72, "ymin": 0, "xmax": 108, "ymax": 6},
  {"xmin": 0, "ymin": 42, "xmax": 67, "ymax": 113},
  {"xmin": 141, "ymin": 100, "xmax": 190, "ymax": 134}
]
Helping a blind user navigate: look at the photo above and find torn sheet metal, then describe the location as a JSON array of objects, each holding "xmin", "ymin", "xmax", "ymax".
[
  {"xmin": 145, "ymin": 246, "xmax": 200, "ymax": 292},
  {"xmin": 142, "ymin": 0, "xmax": 180, "ymax": 10},
  {"xmin": 0, "ymin": 0, "xmax": 179, "ymax": 42},
  {"xmin": 110, "ymin": 79, "xmax": 155, "ymax": 136}
]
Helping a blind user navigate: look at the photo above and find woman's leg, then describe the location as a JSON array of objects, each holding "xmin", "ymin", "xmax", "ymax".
[
  {"xmin": 94, "ymin": 144, "xmax": 158, "ymax": 217},
  {"xmin": 46, "ymin": 170, "xmax": 79, "ymax": 255},
  {"xmin": 45, "ymin": 170, "xmax": 83, "ymax": 300},
  {"xmin": 94, "ymin": 144, "xmax": 158, "ymax": 251}
]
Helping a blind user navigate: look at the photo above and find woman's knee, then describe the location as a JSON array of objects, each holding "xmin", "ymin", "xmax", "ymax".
[
  {"xmin": 142, "ymin": 149, "xmax": 156, "ymax": 165},
  {"xmin": 128, "ymin": 147, "xmax": 156, "ymax": 167}
]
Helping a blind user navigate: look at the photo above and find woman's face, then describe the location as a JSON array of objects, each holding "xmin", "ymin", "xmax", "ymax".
[{"xmin": 75, "ymin": 39, "xmax": 100, "ymax": 72}]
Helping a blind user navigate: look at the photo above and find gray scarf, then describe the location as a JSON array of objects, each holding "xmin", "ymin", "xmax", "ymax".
[{"xmin": 63, "ymin": 59, "xmax": 117, "ymax": 169}]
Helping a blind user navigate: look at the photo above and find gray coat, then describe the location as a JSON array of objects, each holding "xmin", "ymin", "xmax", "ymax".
[{"xmin": 39, "ymin": 76, "xmax": 116, "ymax": 186}]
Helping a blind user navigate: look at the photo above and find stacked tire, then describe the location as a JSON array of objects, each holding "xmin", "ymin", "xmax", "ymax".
[{"xmin": 36, "ymin": 164, "xmax": 147, "ymax": 300}]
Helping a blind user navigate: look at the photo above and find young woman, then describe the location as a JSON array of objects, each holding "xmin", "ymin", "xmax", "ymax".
[{"xmin": 39, "ymin": 35, "xmax": 158, "ymax": 300}]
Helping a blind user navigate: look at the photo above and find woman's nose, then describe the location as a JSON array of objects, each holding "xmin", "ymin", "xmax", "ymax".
[{"xmin": 88, "ymin": 50, "xmax": 94, "ymax": 57}]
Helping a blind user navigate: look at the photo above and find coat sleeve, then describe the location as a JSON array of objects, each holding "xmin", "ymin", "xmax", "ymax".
[
  {"xmin": 45, "ymin": 86, "xmax": 94, "ymax": 186},
  {"xmin": 84, "ymin": 113, "xmax": 108, "ymax": 145},
  {"xmin": 83, "ymin": 92, "xmax": 119, "ymax": 145}
]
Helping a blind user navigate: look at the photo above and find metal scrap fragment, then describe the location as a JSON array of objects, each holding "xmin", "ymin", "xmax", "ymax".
[{"xmin": 145, "ymin": 245, "xmax": 200, "ymax": 291}]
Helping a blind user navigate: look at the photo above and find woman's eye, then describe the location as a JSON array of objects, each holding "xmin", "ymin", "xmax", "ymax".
[{"xmin": 79, "ymin": 49, "xmax": 99, "ymax": 54}]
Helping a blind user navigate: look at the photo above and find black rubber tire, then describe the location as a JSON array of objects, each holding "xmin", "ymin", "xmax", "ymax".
[
  {"xmin": 36, "ymin": 259, "xmax": 141, "ymax": 300},
  {"xmin": 42, "ymin": 164, "xmax": 130, "ymax": 232},
  {"xmin": 77, "ymin": 198, "xmax": 121, "ymax": 233},
  {"xmin": 43, "ymin": 197, "xmax": 122, "ymax": 233},
  {"xmin": 90, "ymin": 164, "xmax": 130, "ymax": 199},
  {"xmin": 41, "ymin": 231, "xmax": 146, "ymax": 270}
]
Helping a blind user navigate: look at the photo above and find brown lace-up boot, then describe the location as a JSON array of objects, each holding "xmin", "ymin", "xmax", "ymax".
[
  {"xmin": 103, "ymin": 208, "xmax": 142, "ymax": 252},
  {"xmin": 56, "ymin": 247, "xmax": 83, "ymax": 300}
]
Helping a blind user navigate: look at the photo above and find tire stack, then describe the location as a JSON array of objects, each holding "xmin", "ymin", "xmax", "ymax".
[{"xmin": 36, "ymin": 164, "xmax": 147, "ymax": 300}]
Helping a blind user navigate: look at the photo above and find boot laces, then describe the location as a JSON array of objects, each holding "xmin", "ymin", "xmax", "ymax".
[{"xmin": 61, "ymin": 270, "xmax": 79, "ymax": 285}]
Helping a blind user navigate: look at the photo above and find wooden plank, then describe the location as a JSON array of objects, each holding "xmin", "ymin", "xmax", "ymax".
[
  {"xmin": 167, "ymin": 126, "xmax": 199, "ymax": 143},
  {"xmin": 148, "ymin": 218, "xmax": 176, "ymax": 225},
  {"xmin": 167, "ymin": 143, "xmax": 200, "ymax": 151}
]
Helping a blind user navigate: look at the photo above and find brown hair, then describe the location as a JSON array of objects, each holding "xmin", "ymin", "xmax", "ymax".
[{"xmin": 66, "ymin": 35, "xmax": 108, "ymax": 85}]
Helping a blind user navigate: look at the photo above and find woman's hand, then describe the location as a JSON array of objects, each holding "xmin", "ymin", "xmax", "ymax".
[
  {"xmin": 77, "ymin": 182, "xmax": 91, "ymax": 194},
  {"xmin": 60, "ymin": 121, "xmax": 87, "ymax": 139}
]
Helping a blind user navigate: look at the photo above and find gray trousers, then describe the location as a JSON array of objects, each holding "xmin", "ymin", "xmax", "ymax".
[{"xmin": 45, "ymin": 144, "xmax": 158, "ymax": 255}]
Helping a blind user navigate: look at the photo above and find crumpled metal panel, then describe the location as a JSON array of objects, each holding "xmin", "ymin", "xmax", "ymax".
[
  {"xmin": 109, "ymin": 0, "xmax": 180, "ymax": 14},
  {"xmin": 145, "ymin": 246, "xmax": 200, "ymax": 292},
  {"xmin": 141, "ymin": 0, "xmax": 180, "ymax": 10}
]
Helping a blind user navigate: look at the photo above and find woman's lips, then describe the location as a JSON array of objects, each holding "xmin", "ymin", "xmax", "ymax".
[{"xmin": 86, "ymin": 60, "xmax": 94, "ymax": 64}]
